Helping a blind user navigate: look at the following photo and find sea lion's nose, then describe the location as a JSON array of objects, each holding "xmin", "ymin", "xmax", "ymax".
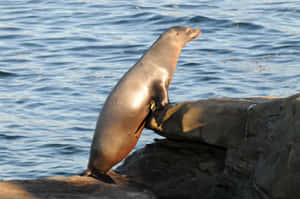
[
  {"xmin": 187, "ymin": 28, "xmax": 201, "ymax": 40},
  {"xmin": 191, "ymin": 28, "xmax": 201, "ymax": 36}
]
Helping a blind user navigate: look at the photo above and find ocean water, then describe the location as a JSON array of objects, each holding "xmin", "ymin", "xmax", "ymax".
[{"xmin": 0, "ymin": 0, "xmax": 299, "ymax": 180}]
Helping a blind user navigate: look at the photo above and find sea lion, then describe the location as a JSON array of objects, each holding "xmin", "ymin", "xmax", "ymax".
[{"xmin": 84, "ymin": 26, "xmax": 201, "ymax": 180}]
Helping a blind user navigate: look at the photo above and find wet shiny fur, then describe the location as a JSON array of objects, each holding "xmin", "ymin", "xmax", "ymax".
[{"xmin": 85, "ymin": 26, "xmax": 201, "ymax": 177}]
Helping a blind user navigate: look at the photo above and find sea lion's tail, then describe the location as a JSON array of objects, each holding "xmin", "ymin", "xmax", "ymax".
[{"xmin": 79, "ymin": 169, "xmax": 115, "ymax": 184}]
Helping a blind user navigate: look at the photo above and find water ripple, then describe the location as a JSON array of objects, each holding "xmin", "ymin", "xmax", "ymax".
[
  {"xmin": 0, "ymin": 134, "xmax": 25, "ymax": 140},
  {"xmin": 190, "ymin": 15, "xmax": 231, "ymax": 26},
  {"xmin": 0, "ymin": 0, "xmax": 299, "ymax": 180},
  {"xmin": 228, "ymin": 22, "xmax": 264, "ymax": 30},
  {"xmin": 0, "ymin": 71, "xmax": 16, "ymax": 77}
]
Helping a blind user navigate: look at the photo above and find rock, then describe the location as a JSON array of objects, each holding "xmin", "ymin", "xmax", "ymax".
[
  {"xmin": 216, "ymin": 94, "xmax": 300, "ymax": 199},
  {"xmin": 116, "ymin": 139, "xmax": 226, "ymax": 199},
  {"xmin": 118, "ymin": 94, "xmax": 300, "ymax": 199},
  {"xmin": 0, "ymin": 172, "xmax": 157, "ymax": 199},
  {"xmin": 249, "ymin": 94, "xmax": 300, "ymax": 199},
  {"xmin": 146, "ymin": 97, "xmax": 278, "ymax": 148}
]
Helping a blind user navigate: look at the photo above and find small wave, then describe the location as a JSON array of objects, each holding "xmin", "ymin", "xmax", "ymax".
[
  {"xmin": 0, "ymin": 34, "xmax": 22, "ymax": 40},
  {"xmin": 67, "ymin": 45, "xmax": 109, "ymax": 52},
  {"xmin": 218, "ymin": 86, "xmax": 245, "ymax": 94},
  {"xmin": 70, "ymin": 36, "xmax": 98, "ymax": 43},
  {"xmin": 130, "ymin": 12, "xmax": 153, "ymax": 18},
  {"xmin": 263, "ymin": 6, "xmax": 300, "ymax": 14},
  {"xmin": 273, "ymin": 44, "xmax": 300, "ymax": 51},
  {"xmin": 35, "ymin": 53, "xmax": 64, "ymax": 59},
  {"xmin": 33, "ymin": 85, "xmax": 58, "ymax": 92},
  {"xmin": 41, "ymin": 143, "xmax": 65, "ymax": 148},
  {"xmin": 106, "ymin": 11, "xmax": 153, "ymax": 26},
  {"xmin": 0, "ymin": 71, "xmax": 16, "ymax": 77},
  {"xmin": 48, "ymin": 61, "xmax": 73, "ymax": 66},
  {"xmin": 198, "ymin": 76, "xmax": 222, "ymax": 82},
  {"xmin": 67, "ymin": 44, "xmax": 143, "ymax": 52},
  {"xmin": 60, "ymin": 145, "xmax": 84, "ymax": 155},
  {"xmin": 70, "ymin": 126, "xmax": 92, "ymax": 132},
  {"xmin": 0, "ymin": 134, "xmax": 24, "ymax": 140},
  {"xmin": 189, "ymin": 16, "xmax": 230, "ymax": 26},
  {"xmin": 148, "ymin": 14, "xmax": 187, "ymax": 26},
  {"xmin": 1, "ymin": 58, "xmax": 30, "ymax": 63},
  {"xmin": 24, "ymin": 102, "xmax": 46, "ymax": 109},
  {"xmin": 248, "ymin": 44, "xmax": 271, "ymax": 50},
  {"xmin": 163, "ymin": 3, "xmax": 218, "ymax": 10},
  {"xmin": 228, "ymin": 22, "xmax": 264, "ymax": 30},
  {"xmin": 255, "ymin": 86, "xmax": 272, "ymax": 91},
  {"xmin": 0, "ymin": 26, "xmax": 21, "ymax": 32},
  {"xmin": 199, "ymin": 48, "xmax": 233, "ymax": 55},
  {"xmin": 41, "ymin": 143, "xmax": 83, "ymax": 155},
  {"xmin": 21, "ymin": 42, "xmax": 45, "ymax": 48}
]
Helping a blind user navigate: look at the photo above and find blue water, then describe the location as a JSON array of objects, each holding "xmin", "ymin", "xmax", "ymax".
[{"xmin": 0, "ymin": 0, "xmax": 299, "ymax": 180}]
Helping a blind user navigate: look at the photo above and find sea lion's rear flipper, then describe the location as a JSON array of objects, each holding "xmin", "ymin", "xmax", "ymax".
[
  {"xmin": 79, "ymin": 170, "xmax": 115, "ymax": 184},
  {"xmin": 91, "ymin": 171, "xmax": 115, "ymax": 184}
]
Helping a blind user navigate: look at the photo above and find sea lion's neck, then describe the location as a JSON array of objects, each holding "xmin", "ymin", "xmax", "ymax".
[{"xmin": 145, "ymin": 39, "xmax": 182, "ymax": 75}]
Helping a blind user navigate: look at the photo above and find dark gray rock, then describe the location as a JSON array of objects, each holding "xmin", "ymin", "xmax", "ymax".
[
  {"xmin": 117, "ymin": 139, "xmax": 225, "ymax": 199},
  {"xmin": 118, "ymin": 94, "xmax": 300, "ymax": 199},
  {"xmin": 249, "ymin": 94, "xmax": 300, "ymax": 199}
]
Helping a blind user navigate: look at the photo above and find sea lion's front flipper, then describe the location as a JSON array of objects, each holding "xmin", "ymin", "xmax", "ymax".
[
  {"xmin": 152, "ymin": 80, "xmax": 169, "ymax": 111},
  {"xmin": 150, "ymin": 82, "xmax": 170, "ymax": 127}
]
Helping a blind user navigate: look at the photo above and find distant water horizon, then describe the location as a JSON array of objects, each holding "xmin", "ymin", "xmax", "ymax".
[{"xmin": 0, "ymin": 0, "xmax": 299, "ymax": 180}]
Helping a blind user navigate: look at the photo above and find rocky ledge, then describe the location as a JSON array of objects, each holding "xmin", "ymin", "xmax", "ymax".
[
  {"xmin": 1, "ymin": 94, "xmax": 300, "ymax": 199},
  {"xmin": 0, "ymin": 172, "xmax": 156, "ymax": 199}
]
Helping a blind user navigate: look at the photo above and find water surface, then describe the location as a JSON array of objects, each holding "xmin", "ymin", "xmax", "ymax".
[{"xmin": 0, "ymin": 0, "xmax": 299, "ymax": 180}]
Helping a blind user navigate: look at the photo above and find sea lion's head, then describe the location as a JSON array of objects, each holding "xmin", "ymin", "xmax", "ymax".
[{"xmin": 161, "ymin": 26, "xmax": 201, "ymax": 48}]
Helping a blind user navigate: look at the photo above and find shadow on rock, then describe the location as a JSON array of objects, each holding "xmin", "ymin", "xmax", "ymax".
[{"xmin": 117, "ymin": 139, "xmax": 226, "ymax": 199}]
